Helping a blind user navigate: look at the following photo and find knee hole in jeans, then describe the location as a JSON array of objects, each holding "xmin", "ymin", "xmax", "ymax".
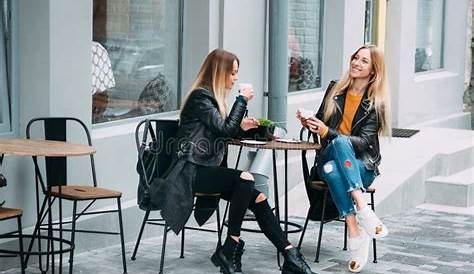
[
  {"xmin": 240, "ymin": 171, "xmax": 254, "ymax": 181},
  {"xmin": 255, "ymin": 193, "xmax": 267, "ymax": 203}
]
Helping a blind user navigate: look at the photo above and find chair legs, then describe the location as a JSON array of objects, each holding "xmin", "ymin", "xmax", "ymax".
[
  {"xmin": 17, "ymin": 216, "xmax": 26, "ymax": 274},
  {"xmin": 159, "ymin": 223, "xmax": 168, "ymax": 274},
  {"xmin": 370, "ymin": 192, "xmax": 377, "ymax": 263},
  {"xmin": 180, "ymin": 228, "xmax": 185, "ymax": 258},
  {"xmin": 343, "ymin": 222, "xmax": 348, "ymax": 250},
  {"xmin": 314, "ymin": 190, "xmax": 328, "ymax": 263},
  {"xmin": 298, "ymin": 197, "xmax": 314, "ymax": 250},
  {"xmin": 156, "ymin": 205, "xmax": 223, "ymax": 274},
  {"xmin": 69, "ymin": 201, "xmax": 77, "ymax": 274},
  {"xmin": 299, "ymin": 190, "xmax": 378, "ymax": 264},
  {"xmin": 131, "ymin": 210, "xmax": 151, "ymax": 260},
  {"xmin": 117, "ymin": 198, "xmax": 128, "ymax": 273}
]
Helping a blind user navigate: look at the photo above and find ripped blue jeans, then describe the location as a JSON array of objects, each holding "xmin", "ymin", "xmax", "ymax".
[{"xmin": 317, "ymin": 135, "xmax": 376, "ymax": 217}]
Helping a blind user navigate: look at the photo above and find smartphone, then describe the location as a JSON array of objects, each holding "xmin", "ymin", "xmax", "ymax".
[{"xmin": 298, "ymin": 108, "xmax": 315, "ymax": 120}]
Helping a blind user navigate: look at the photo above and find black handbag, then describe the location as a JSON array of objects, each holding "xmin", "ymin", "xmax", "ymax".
[
  {"xmin": 301, "ymin": 129, "xmax": 339, "ymax": 221},
  {"xmin": 136, "ymin": 120, "xmax": 160, "ymax": 211}
]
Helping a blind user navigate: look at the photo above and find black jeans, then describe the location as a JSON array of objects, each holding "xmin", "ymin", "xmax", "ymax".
[{"xmin": 194, "ymin": 165, "xmax": 290, "ymax": 251}]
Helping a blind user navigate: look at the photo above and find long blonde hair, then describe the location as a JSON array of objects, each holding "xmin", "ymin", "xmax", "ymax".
[
  {"xmin": 322, "ymin": 45, "xmax": 391, "ymax": 136},
  {"xmin": 182, "ymin": 49, "xmax": 239, "ymax": 118}
]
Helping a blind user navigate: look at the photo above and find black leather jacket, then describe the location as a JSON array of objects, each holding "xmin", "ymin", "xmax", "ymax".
[
  {"xmin": 316, "ymin": 81, "xmax": 382, "ymax": 175},
  {"xmin": 176, "ymin": 88, "xmax": 247, "ymax": 165},
  {"xmin": 151, "ymin": 88, "xmax": 247, "ymax": 234}
]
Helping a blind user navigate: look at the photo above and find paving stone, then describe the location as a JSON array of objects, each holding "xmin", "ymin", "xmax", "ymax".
[{"xmin": 2, "ymin": 208, "xmax": 473, "ymax": 273}]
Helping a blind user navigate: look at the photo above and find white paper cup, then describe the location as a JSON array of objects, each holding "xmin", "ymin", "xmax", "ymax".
[{"xmin": 238, "ymin": 83, "xmax": 253, "ymax": 93}]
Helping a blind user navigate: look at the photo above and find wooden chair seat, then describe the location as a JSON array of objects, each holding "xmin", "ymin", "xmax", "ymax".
[
  {"xmin": 309, "ymin": 180, "xmax": 375, "ymax": 193},
  {"xmin": 49, "ymin": 185, "xmax": 122, "ymax": 200},
  {"xmin": 0, "ymin": 207, "xmax": 23, "ymax": 220}
]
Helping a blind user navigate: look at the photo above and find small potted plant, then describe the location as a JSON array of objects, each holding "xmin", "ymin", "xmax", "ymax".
[{"xmin": 243, "ymin": 118, "xmax": 275, "ymax": 141}]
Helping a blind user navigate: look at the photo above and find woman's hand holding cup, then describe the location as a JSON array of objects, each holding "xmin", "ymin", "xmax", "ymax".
[{"xmin": 238, "ymin": 83, "xmax": 254, "ymax": 101}]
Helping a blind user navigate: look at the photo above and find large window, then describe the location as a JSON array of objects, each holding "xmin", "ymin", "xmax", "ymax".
[
  {"xmin": 415, "ymin": 0, "xmax": 445, "ymax": 73},
  {"xmin": 0, "ymin": 0, "xmax": 11, "ymax": 133},
  {"xmin": 288, "ymin": 0, "xmax": 324, "ymax": 92},
  {"xmin": 92, "ymin": 0, "xmax": 182, "ymax": 124}
]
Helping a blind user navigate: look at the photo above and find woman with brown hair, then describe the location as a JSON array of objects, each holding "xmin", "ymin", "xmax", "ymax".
[
  {"xmin": 156, "ymin": 49, "xmax": 317, "ymax": 274},
  {"xmin": 298, "ymin": 45, "xmax": 390, "ymax": 273}
]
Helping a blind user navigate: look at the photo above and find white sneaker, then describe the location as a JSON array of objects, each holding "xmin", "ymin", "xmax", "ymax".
[
  {"xmin": 357, "ymin": 206, "xmax": 388, "ymax": 239},
  {"xmin": 347, "ymin": 229, "xmax": 370, "ymax": 273}
]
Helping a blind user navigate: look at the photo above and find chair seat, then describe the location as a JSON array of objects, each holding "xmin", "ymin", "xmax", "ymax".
[
  {"xmin": 0, "ymin": 207, "xmax": 22, "ymax": 220},
  {"xmin": 309, "ymin": 180, "xmax": 375, "ymax": 193},
  {"xmin": 49, "ymin": 185, "xmax": 122, "ymax": 200}
]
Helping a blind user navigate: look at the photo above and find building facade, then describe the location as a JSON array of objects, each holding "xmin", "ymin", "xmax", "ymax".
[{"xmin": 0, "ymin": 0, "xmax": 471, "ymax": 261}]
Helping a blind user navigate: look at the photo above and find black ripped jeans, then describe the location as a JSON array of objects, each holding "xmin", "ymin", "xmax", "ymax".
[{"xmin": 194, "ymin": 166, "xmax": 290, "ymax": 252}]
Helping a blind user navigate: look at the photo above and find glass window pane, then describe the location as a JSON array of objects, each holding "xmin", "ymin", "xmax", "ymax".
[
  {"xmin": 0, "ymin": 0, "xmax": 11, "ymax": 133},
  {"xmin": 288, "ymin": 0, "xmax": 323, "ymax": 92},
  {"xmin": 364, "ymin": 0, "xmax": 375, "ymax": 44},
  {"xmin": 92, "ymin": 0, "xmax": 181, "ymax": 123},
  {"xmin": 415, "ymin": 0, "xmax": 445, "ymax": 73}
]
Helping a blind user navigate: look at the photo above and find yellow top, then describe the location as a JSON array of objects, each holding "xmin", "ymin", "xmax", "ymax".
[
  {"xmin": 338, "ymin": 92, "xmax": 364, "ymax": 135},
  {"xmin": 320, "ymin": 92, "xmax": 363, "ymax": 138}
]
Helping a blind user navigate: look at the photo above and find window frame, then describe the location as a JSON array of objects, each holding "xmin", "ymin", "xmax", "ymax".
[
  {"xmin": 287, "ymin": 0, "xmax": 325, "ymax": 94},
  {"xmin": 414, "ymin": 0, "xmax": 446, "ymax": 74},
  {"xmin": 364, "ymin": 0, "xmax": 376, "ymax": 45},
  {"xmin": 91, "ymin": 0, "xmax": 185, "ymax": 127},
  {"xmin": 0, "ymin": 0, "xmax": 16, "ymax": 137}
]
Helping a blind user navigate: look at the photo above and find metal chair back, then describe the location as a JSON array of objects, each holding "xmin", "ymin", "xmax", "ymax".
[{"xmin": 26, "ymin": 117, "xmax": 97, "ymax": 190}]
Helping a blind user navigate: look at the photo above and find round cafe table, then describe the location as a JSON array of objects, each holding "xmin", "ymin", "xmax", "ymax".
[{"xmin": 0, "ymin": 138, "xmax": 95, "ymax": 273}]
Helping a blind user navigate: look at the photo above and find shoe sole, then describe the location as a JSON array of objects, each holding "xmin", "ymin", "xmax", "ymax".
[
  {"xmin": 211, "ymin": 253, "xmax": 235, "ymax": 274},
  {"xmin": 348, "ymin": 260, "xmax": 362, "ymax": 273}
]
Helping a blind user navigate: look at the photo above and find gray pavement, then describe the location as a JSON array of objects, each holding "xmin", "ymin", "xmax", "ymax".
[{"xmin": 2, "ymin": 207, "xmax": 473, "ymax": 274}]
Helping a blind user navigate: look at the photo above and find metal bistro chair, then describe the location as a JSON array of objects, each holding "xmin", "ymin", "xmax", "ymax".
[
  {"xmin": 25, "ymin": 117, "xmax": 127, "ymax": 273},
  {"xmin": 0, "ymin": 207, "xmax": 25, "ymax": 274},
  {"xmin": 131, "ymin": 119, "xmax": 224, "ymax": 274},
  {"xmin": 297, "ymin": 127, "xmax": 378, "ymax": 263}
]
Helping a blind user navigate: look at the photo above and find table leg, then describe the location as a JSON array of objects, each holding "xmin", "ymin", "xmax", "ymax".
[
  {"xmin": 284, "ymin": 150, "xmax": 288, "ymax": 235},
  {"xmin": 59, "ymin": 186, "xmax": 63, "ymax": 274},
  {"xmin": 0, "ymin": 154, "xmax": 5, "ymax": 207},
  {"xmin": 272, "ymin": 149, "xmax": 281, "ymax": 268},
  {"xmin": 272, "ymin": 149, "xmax": 280, "ymax": 223}
]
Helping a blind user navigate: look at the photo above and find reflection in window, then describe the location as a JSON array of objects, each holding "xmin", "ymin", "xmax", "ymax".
[
  {"xmin": 0, "ymin": 0, "xmax": 11, "ymax": 133},
  {"xmin": 415, "ymin": 0, "xmax": 445, "ymax": 73},
  {"xmin": 92, "ymin": 0, "xmax": 182, "ymax": 124},
  {"xmin": 364, "ymin": 0, "xmax": 375, "ymax": 44},
  {"xmin": 288, "ymin": 0, "xmax": 324, "ymax": 92}
]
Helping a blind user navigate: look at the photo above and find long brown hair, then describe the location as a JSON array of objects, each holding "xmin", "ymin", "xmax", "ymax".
[
  {"xmin": 322, "ymin": 45, "xmax": 391, "ymax": 136},
  {"xmin": 182, "ymin": 49, "xmax": 239, "ymax": 117}
]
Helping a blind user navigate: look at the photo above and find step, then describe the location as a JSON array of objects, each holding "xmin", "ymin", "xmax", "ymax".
[
  {"xmin": 425, "ymin": 167, "xmax": 474, "ymax": 207},
  {"xmin": 416, "ymin": 203, "xmax": 474, "ymax": 216}
]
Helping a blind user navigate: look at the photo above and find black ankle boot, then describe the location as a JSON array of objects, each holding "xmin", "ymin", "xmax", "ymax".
[
  {"xmin": 282, "ymin": 247, "xmax": 318, "ymax": 274},
  {"xmin": 231, "ymin": 239, "xmax": 245, "ymax": 273},
  {"xmin": 211, "ymin": 237, "xmax": 246, "ymax": 274}
]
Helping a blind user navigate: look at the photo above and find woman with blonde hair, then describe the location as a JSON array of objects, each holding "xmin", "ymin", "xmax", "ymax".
[
  {"xmin": 156, "ymin": 49, "xmax": 317, "ymax": 274},
  {"xmin": 298, "ymin": 44, "xmax": 390, "ymax": 272}
]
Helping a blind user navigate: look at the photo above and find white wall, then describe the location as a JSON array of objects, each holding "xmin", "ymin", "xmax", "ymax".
[
  {"xmin": 386, "ymin": 0, "xmax": 470, "ymax": 127},
  {"xmin": 222, "ymin": 0, "xmax": 267, "ymax": 119}
]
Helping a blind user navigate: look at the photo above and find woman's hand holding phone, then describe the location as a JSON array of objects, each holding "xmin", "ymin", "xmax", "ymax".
[{"xmin": 306, "ymin": 117, "xmax": 327, "ymax": 135}]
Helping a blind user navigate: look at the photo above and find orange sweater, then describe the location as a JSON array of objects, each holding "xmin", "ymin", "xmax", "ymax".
[{"xmin": 321, "ymin": 92, "xmax": 363, "ymax": 138}]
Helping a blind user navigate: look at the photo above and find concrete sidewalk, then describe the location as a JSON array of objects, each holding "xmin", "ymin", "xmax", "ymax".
[{"xmin": 5, "ymin": 207, "xmax": 473, "ymax": 274}]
